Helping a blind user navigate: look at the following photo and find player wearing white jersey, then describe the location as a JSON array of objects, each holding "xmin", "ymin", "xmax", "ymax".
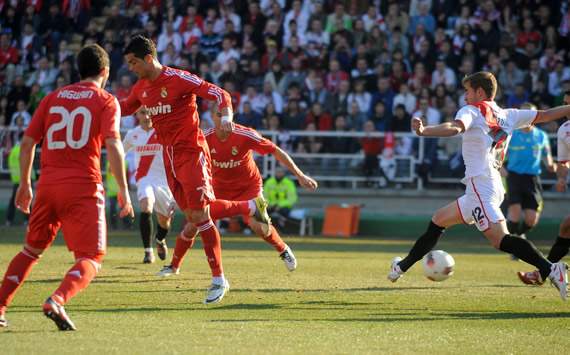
[
  {"xmin": 518, "ymin": 90, "xmax": 570, "ymax": 285},
  {"xmin": 123, "ymin": 109, "xmax": 175, "ymax": 263},
  {"xmin": 387, "ymin": 72, "xmax": 570, "ymax": 300}
]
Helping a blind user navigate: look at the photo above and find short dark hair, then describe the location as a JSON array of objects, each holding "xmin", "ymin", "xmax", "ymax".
[
  {"xmin": 462, "ymin": 71, "xmax": 497, "ymax": 99},
  {"xmin": 77, "ymin": 44, "xmax": 109, "ymax": 79},
  {"xmin": 123, "ymin": 35, "xmax": 157, "ymax": 59}
]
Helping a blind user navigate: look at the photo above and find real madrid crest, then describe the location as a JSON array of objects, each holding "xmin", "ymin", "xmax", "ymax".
[
  {"xmin": 231, "ymin": 146, "xmax": 238, "ymax": 156},
  {"xmin": 160, "ymin": 87, "xmax": 168, "ymax": 98}
]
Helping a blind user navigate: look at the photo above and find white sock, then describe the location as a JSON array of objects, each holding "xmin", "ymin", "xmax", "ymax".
[
  {"xmin": 212, "ymin": 275, "xmax": 225, "ymax": 285},
  {"xmin": 144, "ymin": 248, "xmax": 153, "ymax": 253},
  {"xmin": 248, "ymin": 200, "xmax": 256, "ymax": 216}
]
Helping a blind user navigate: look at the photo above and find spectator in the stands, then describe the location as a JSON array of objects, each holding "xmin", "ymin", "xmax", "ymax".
[{"xmin": 236, "ymin": 101, "xmax": 263, "ymax": 129}]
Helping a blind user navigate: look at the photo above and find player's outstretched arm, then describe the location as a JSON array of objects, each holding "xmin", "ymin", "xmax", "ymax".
[
  {"xmin": 412, "ymin": 117, "xmax": 465, "ymax": 137},
  {"xmin": 105, "ymin": 137, "xmax": 134, "ymax": 218},
  {"xmin": 15, "ymin": 135, "xmax": 37, "ymax": 214},
  {"xmin": 534, "ymin": 105, "xmax": 570, "ymax": 124},
  {"xmin": 273, "ymin": 147, "xmax": 318, "ymax": 191}
]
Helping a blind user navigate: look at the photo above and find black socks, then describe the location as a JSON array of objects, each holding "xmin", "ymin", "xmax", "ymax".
[
  {"xmin": 547, "ymin": 236, "xmax": 570, "ymax": 263},
  {"xmin": 155, "ymin": 225, "xmax": 169, "ymax": 242},
  {"xmin": 139, "ymin": 212, "xmax": 153, "ymax": 249},
  {"xmin": 499, "ymin": 235, "xmax": 551, "ymax": 280},
  {"xmin": 399, "ymin": 221, "xmax": 446, "ymax": 272}
]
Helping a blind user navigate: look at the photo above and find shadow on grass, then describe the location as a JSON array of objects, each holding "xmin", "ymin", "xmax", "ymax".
[
  {"xmin": 209, "ymin": 311, "xmax": 570, "ymax": 323},
  {"xmin": 0, "ymin": 226, "xmax": 544, "ymax": 256}
]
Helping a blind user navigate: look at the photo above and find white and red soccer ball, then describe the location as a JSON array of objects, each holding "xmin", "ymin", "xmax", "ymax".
[{"xmin": 422, "ymin": 250, "xmax": 455, "ymax": 282}]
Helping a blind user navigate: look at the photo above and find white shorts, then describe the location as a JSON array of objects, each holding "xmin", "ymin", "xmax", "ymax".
[
  {"xmin": 136, "ymin": 177, "xmax": 176, "ymax": 217},
  {"xmin": 457, "ymin": 175, "xmax": 505, "ymax": 232}
]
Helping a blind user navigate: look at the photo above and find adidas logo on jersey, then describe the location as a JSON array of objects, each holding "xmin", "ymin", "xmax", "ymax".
[
  {"xmin": 212, "ymin": 159, "xmax": 242, "ymax": 168},
  {"xmin": 147, "ymin": 102, "xmax": 172, "ymax": 116},
  {"xmin": 211, "ymin": 148, "xmax": 217, "ymax": 154}
]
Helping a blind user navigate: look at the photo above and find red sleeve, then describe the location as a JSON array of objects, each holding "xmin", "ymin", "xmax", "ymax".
[
  {"xmin": 101, "ymin": 97, "xmax": 121, "ymax": 139},
  {"xmin": 240, "ymin": 128, "xmax": 276, "ymax": 155},
  {"xmin": 119, "ymin": 86, "xmax": 141, "ymax": 116},
  {"xmin": 25, "ymin": 95, "xmax": 48, "ymax": 142},
  {"xmin": 173, "ymin": 69, "xmax": 233, "ymax": 110}
]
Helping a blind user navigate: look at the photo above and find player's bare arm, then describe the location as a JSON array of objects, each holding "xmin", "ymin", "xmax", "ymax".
[
  {"xmin": 556, "ymin": 161, "xmax": 569, "ymax": 192},
  {"xmin": 106, "ymin": 137, "xmax": 134, "ymax": 218},
  {"xmin": 533, "ymin": 105, "xmax": 570, "ymax": 124},
  {"xmin": 14, "ymin": 135, "xmax": 37, "ymax": 214},
  {"xmin": 273, "ymin": 147, "xmax": 318, "ymax": 190},
  {"xmin": 543, "ymin": 150, "xmax": 557, "ymax": 173},
  {"xmin": 412, "ymin": 117, "xmax": 465, "ymax": 137}
]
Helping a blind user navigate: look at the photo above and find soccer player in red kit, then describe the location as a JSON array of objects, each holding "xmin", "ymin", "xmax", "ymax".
[
  {"xmin": 157, "ymin": 109, "xmax": 318, "ymax": 277},
  {"xmin": 0, "ymin": 44, "xmax": 134, "ymax": 330},
  {"xmin": 120, "ymin": 35, "xmax": 267, "ymax": 303}
]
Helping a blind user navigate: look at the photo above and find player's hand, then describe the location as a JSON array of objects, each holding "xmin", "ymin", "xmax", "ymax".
[
  {"xmin": 220, "ymin": 115, "xmax": 234, "ymax": 134},
  {"xmin": 298, "ymin": 174, "xmax": 318, "ymax": 191},
  {"xmin": 117, "ymin": 189, "xmax": 135, "ymax": 218},
  {"xmin": 411, "ymin": 117, "xmax": 424, "ymax": 136},
  {"xmin": 15, "ymin": 182, "xmax": 33, "ymax": 214},
  {"xmin": 556, "ymin": 178, "xmax": 567, "ymax": 192}
]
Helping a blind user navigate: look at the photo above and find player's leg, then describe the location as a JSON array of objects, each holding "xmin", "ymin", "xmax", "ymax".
[
  {"xmin": 249, "ymin": 218, "xmax": 296, "ymax": 271},
  {"xmin": 153, "ymin": 185, "xmax": 175, "ymax": 261},
  {"xmin": 519, "ymin": 178, "xmax": 543, "ymax": 236},
  {"xmin": 484, "ymin": 220, "xmax": 568, "ymax": 300},
  {"xmin": 155, "ymin": 213, "xmax": 171, "ymax": 260},
  {"xmin": 0, "ymin": 187, "xmax": 60, "ymax": 328},
  {"xmin": 517, "ymin": 215, "xmax": 570, "ymax": 286},
  {"xmin": 138, "ymin": 180, "xmax": 156, "ymax": 263},
  {"xmin": 186, "ymin": 206, "xmax": 229, "ymax": 304},
  {"xmin": 388, "ymin": 201, "xmax": 462, "ymax": 282},
  {"xmin": 506, "ymin": 173, "xmax": 523, "ymax": 235},
  {"xmin": 158, "ymin": 222, "xmax": 197, "ymax": 277},
  {"xmin": 210, "ymin": 198, "xmax": 271, "ymax": 236},
  {"xmin": 547, "ymin": 215, "xmax": 570, "ymax": 262},
  {"xmin": 46, "ymin": 184, "xmax": 108, "ymax": 330},
  {"xmin": 506, "ymin": 204, "xmax": 522, "ymax": 235}
]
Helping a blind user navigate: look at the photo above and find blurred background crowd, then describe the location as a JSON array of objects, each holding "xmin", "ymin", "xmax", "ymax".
[{"xmin": 1, "ymin": 0, "xmax": 569, "ymax": 171}]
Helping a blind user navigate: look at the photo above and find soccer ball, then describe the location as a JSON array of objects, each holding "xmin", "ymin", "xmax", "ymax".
[{"xmin": 422, "ymin": 250, "xmax": 455, "ymax": 282}]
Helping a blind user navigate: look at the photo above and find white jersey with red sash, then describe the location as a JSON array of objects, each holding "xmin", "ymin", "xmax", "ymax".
[
  {"xmin": 453, "ymin": 101, "xmax": 537, "ymax": 231},
  {"xmin": 123, "ymin": 126, "xmax": 167, "ymax": 185}
]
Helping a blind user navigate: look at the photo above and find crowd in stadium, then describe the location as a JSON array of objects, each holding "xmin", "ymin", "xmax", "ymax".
[{"xmin": 1, "ymin": 0, "xmax": 570, "ymax": 162}]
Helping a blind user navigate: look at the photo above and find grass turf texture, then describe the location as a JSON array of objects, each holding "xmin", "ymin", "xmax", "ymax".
[{"xmin": 0, "ymin": 226, "xmax": 568, "ymax": 354}]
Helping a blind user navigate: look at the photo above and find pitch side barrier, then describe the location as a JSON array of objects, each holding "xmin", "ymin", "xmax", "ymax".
[{"xmin": 0, "ymin": 127, "xmax": 560, "ymax": 189}]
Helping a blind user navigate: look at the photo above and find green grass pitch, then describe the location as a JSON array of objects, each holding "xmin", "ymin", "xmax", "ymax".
[{"xmin": 0, "ymin": 226, "xmax": 568, "ymax": 354}]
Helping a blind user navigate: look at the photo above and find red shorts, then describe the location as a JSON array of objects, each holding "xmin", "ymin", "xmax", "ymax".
[
  {"xmin": 26, "ymin": 183, "xmax": 107, "ymax": 255},
  {"xmin": 163, "ymin": 146, "xmax": 215, "ymax": 211}
]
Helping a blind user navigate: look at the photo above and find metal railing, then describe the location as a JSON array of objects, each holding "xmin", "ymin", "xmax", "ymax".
[{"xmin": 0, "ymin": 126, "xmax": 560, "ymax": 189}]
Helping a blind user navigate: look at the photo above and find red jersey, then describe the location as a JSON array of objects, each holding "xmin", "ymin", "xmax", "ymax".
[
  {"xmin": 204, "ymin": 124, "xmax": 276, "ymax": 198},
  {"xmin": 25, "ymin": 81, "xmax": 120, "ymax": 185},
  {"xmin": 120, "ymin": 66, "xmax": 232, "ymax": 152}
]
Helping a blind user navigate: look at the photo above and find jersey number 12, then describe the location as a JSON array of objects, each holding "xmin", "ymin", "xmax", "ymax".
[{"xmin": 46, "ymin": 106, "xmax": 92, "ymax": 150}]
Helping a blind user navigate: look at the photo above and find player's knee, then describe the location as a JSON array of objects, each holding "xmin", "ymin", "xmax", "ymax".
[
  {"xmin": 139, "ymin": 198, "xmax": 152, "ymax": 213},
  {"xmin": 187, "ymin": 208, "xmax": 209, "ymax": 224},
  {"xmin": 182, "ymin": 223, "xmax": 198, "ymax": 240},
  {"xmin": 24, "ymin": 244, "xmax": 45, "ymax": 257},
  {"xmin": 23, "ymin": 244, "xmax": 44, "ymax": 258},
  {"xmin": 74, "ymin": 252, "xmax": 104, "ymax": 272}
]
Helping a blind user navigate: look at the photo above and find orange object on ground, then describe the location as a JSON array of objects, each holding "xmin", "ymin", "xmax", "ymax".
[{"xmin": 322, "ymin": 204, "xmax": 360, "ymax": 237}]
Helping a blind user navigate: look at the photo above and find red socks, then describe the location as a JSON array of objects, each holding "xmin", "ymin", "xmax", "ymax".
[
  {"xmin": 196, "ymin": 220, "xmax": 223, "ymax": 277},
  {"xmin": 210, "ymin": 200, "xmax": 249, "ymax": 220},
  {"xmin": 52, "ymin": 255, "xmax": 101, "ymax": 305},
  {"xmin": 262, "ymin": 225, "xmax": 287, "ymax": 253},
  {"xmin": 171, "ymin": 233, "xmax": 196, "ymax": 270},
  {"xmin": 0, "ymin": 248, "xmax": 40, "ymax": 312}
]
